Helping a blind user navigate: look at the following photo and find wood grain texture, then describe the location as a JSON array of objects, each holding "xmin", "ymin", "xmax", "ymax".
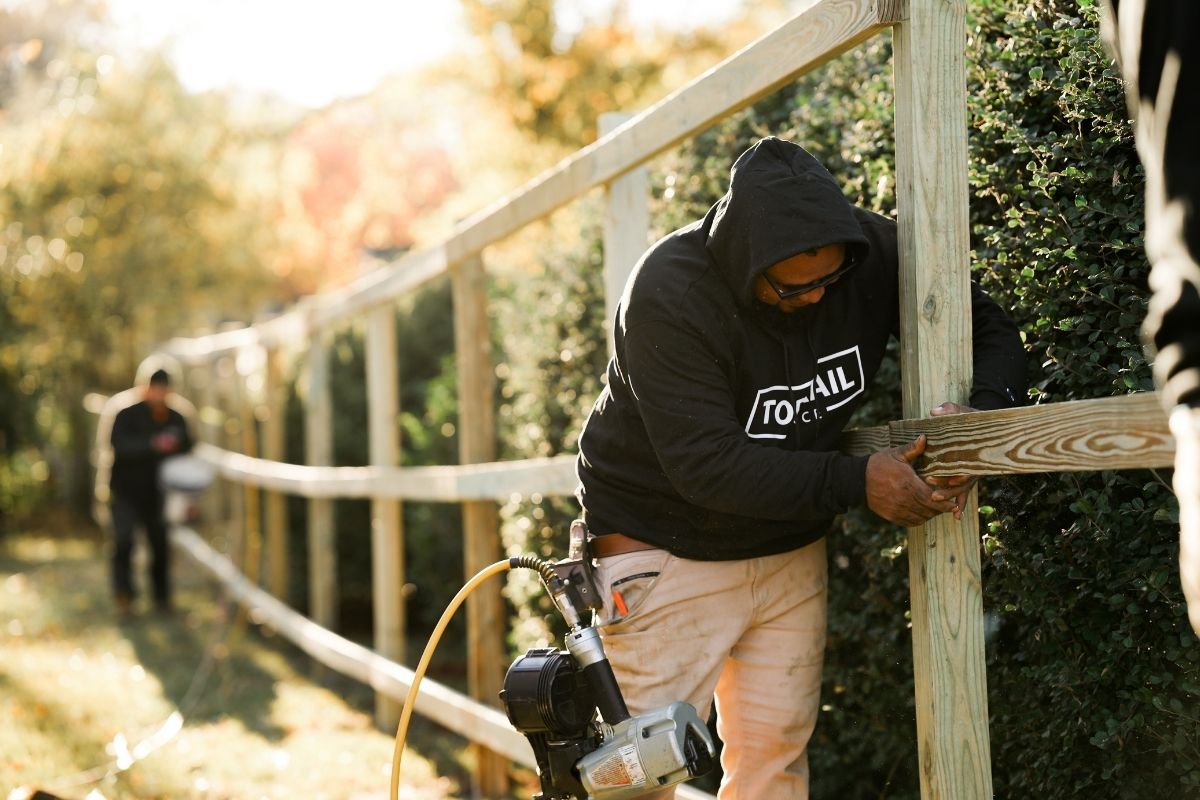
[
  {"xmin": 451, "ymin": 255, "xmax": 507, "ymax": 797},
  {"xmin": 894, "ymin": 0, "xmax": 992, "ymax": 795},
  {"xmin": 196, "ymin": 394, "xmax": 1171, "ymax": 502},
  {"xmin": 366, "ymin": 305, "xmax": 404, "ymax": 729},
  {"xmin": 263, "ymin": 348, "xmax": 289, "ymax": 603},
  {"xmin": 304, "ymin": 333, "xmax": 337, "ymax": 631},
  {"xmin": 838, "ymin": 393, "xmax": 1174, "ymax": 474},
  {"xmin": 601, "ymin": 112, "xmax": 650, "ymax": 358}
]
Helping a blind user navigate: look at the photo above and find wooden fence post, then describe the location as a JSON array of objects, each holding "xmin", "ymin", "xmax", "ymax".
[
  {"xmin": 200, "ymin": 356, "xmax": 224, "ymax": 534},
  {"xmin": 599, "ymin": 112, "xmax": 650, "ymax": 357},
  {"xmin": 234, "ymin": 353, "xmax": 262, "ymax": 586},
  {"xmin": 263, "ymin": 347, "xmax": 289, "ymax": 600},
  {"xmin": 367, "ymin": 305, "xmax": 405, "ymax": 730},
  {"xmin": 894, "ymin": 1, "xmax": 993, "ymax": 797},
  {"xmin": 219, "ymin": 354, "xmax": 245, "ymax": 568},
  {"xmin": 306, "ymin": 331, "xmax": 338, "ymax": 630},
  {"xmin": 451, "ymin": 254, "xmax": 508, "ymax": 797}
]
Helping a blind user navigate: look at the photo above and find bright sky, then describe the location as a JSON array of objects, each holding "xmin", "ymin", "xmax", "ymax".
[{"xmin": 103, "ymin": 0, "xmax": 747, "ymax": 108}]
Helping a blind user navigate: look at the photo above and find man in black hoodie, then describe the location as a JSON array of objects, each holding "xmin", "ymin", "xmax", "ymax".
[
  {"xmin": 575, "ymin": 138, "xmax": 1026, "ymax": 798},
  {"xmin": 109, "ymin": 368, "xmax": 193, "ymax": 616}
]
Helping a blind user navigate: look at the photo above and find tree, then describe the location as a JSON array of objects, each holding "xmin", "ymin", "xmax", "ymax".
[
  {"xmin": 0, "ymin": 47, "xmax": 284, "ymax": 510},
  {"xmin": 276, "ymin": 93, "xmax": 459, "ymax": 291},
  {"xmin": 457, "ymin": 0, "xmax": 774, "ymax": 149},
  {"xmin": 0, "ymin": 0, "xmax": 103, "ymax": 113}
]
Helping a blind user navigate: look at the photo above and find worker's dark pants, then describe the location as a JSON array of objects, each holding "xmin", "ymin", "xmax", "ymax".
[{"xmin": 111, "ymin": 492, "xmax": 170, "ymax": 607}]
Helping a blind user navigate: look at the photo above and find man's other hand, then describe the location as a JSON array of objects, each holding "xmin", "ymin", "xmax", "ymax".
[
  {"xmin": 152, "ymin": 432, "xmax": 181, "ymax": 454},
  {"xmin": 923, "ymin": 402, "xmax": 980, "ymax": 520},
  {"xmin": 866, "ymin": 435, "xmax": 958, "ymax": 526}
]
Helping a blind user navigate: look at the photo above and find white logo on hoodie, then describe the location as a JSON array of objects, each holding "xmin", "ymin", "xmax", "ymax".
[{"xmin": 743, "ymin": 346, "xmax": 865, "ymax": 440}]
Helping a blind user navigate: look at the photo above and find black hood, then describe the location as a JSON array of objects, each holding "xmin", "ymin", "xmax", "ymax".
[{"xmin": 704, "ymin": 137, "xmax": 870, "ymax": 305}]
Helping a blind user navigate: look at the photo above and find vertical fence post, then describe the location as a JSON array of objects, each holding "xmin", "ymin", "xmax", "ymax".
[
  {"xmin": 219, "ymin": 354, "xmax": 245, "ymax": 568},
  {"xmin": 306, "ymin": 330, "xmax": 337, "ymax": 630},
  {"xmin": 235, "ymin": 351, "xmax": 262, "ymax": 586},
  {"xmin": 894, "ymin": 1, "xmax": 993, "ymax": 797},
  {"xmin": 201, "ymin": 355, "xmax": 224, "ymax": 534},
  {"xmin": 367, "ymin": 305, "xmax": 405, "ymax": 730},
  {"xmin": 451, "ymin": 254, "xmax": 508, "ymax": 797},
  {"xmin": 263, "ymin": 347, "xmax": 289, "ymax": 600},
  {"xmin": 600, "ymin": 112, "xmax": 650, "ymax": 357}
]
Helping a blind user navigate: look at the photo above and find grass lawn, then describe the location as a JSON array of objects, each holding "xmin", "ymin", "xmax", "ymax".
[{"xmin": 0, "ymin": 521, "xmax": 465, "ymax": 800}]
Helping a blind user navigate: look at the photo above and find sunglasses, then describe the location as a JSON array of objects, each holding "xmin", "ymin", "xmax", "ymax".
[{"xmin": 762, "ymin": 252, "xmax": 859, "ymax": 300}]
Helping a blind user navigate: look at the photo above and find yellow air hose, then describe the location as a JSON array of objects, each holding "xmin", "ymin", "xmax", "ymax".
[{"xmin": 389, "ymin": 558, "xmax": 513, "ymax": 800}]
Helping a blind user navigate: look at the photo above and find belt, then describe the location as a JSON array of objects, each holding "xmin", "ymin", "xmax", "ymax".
[{"xmin": 590, "ymin": 533, "xmax": 659, "ymax": 559}]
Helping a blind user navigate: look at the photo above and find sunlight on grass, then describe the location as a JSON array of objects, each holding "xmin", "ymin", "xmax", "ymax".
[{"xmin": 0, "ymin": 533, "xmax": 456, "ymax": 799}]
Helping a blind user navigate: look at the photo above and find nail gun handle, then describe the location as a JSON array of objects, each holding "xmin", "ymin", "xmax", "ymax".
[
  {"xmin": 581, "ymin": 658, "xmax": 631, "ymax": 725},
  {"xmin": 565, "ymin": 626, "xmax": 631, "ymax": 725}
]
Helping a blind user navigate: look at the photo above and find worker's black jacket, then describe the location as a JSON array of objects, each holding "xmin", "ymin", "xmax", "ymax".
[
  {"xmin": 576, "ymin": 137, "xmax": 1027, "ymax": 560},
  {"xmin": 110, "ymin": 400, "xmax": 192, "ymax": 503}
]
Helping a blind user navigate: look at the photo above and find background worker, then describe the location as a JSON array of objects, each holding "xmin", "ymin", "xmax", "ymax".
[
  {"xmin": 574, "ymin": 137, "xmax": 1027, "ymax": 798},
  {"xmin": 107, "ymin": 367, "xmax": 193, "ymax": 617}
]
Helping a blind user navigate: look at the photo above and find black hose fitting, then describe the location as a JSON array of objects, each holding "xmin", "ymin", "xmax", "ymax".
[{"xmin": 509, "ymin": 555, "xmax": 557, "ymax": 586}]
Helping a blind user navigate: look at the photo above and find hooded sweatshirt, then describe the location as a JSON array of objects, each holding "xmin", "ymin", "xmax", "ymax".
[
  {"xmin": 575, "ymin": 138, "xmax": 1026, "ymax": 561},
  {"xmin": 110, "ymin": 399, "xmax": 192, "ymax": 504}
]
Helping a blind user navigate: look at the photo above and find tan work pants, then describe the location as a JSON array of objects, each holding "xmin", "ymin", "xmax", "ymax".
[{"xmin": 594, "ymin": 539, "xmax": 828, "ymax": 799}]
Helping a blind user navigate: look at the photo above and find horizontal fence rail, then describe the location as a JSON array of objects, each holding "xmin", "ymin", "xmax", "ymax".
[
  {"xmin": 184, "ymin": 393, "xmax": 1173, "ymax": 501},
  {"xmin": 840, "ymin": 392, "xmax": 1175, "ymax": 474},
  {"xmin": 192, "ymin": 442, "xmax": 579, "ymax": 501},
  {"xmin": 172, "ymin": 526, "xmax": 533, "ymax": 762}
]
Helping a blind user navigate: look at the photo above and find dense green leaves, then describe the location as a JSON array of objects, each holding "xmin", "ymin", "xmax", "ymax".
[{"xmin": 962, "ymin": 6, "xmax": 1194, "ymax": 794}]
